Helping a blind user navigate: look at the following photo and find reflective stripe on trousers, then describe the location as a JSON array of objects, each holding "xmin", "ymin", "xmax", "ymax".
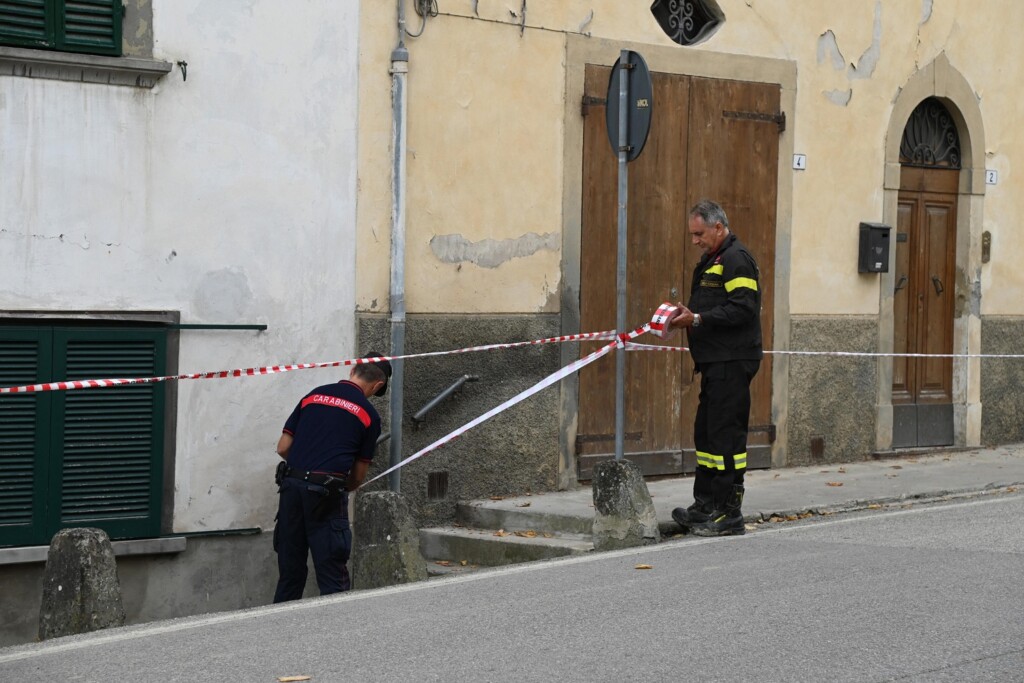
[{"xmin": 696, "ymin": 451, "xmax": 748, "ymax": 471}]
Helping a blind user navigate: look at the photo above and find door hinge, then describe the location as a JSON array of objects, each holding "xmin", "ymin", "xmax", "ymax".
[
  {"xmin": 581, "ymin": 95, "xmax": 606, "ymax": 117},
  {"xmin": 722, "ymin": 109, "xmax": 786, "ymax": 133}
]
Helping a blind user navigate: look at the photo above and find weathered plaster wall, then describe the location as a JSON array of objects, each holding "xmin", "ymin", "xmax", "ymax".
[
  {"xmin": 787, "ymin": 316, "xmax": 878, "ymax": 465},
  {"xmin": 358, "ymin": 313, "xmax": 560, "ymax": 525},
  {"xmin": 358, "ymin": 1, "xmax": 1024, "ymax": 319},
  {"xmin": 980, "ymin": 317, "xmax": 1024, "ymax": 445},
  {"xmin": 0, "ymin": 0, "xmax": 361, "ymax": 533}
]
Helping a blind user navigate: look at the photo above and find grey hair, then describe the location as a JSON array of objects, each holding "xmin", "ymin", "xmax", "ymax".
[{"xmin": 689, "ymin": 199, "xmax": 729, "ymax": 230}]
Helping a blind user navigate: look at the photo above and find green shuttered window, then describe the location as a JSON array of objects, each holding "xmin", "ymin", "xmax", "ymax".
[
  {"xmin": 0, "ymin": 326, "xmax": 166, "ymax": 547},
  {"xmin": 0, "ymin": 0, "xmax": 122, "ymax": 56}
]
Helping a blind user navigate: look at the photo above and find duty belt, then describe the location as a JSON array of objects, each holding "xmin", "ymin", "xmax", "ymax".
[{"xmin": 282, "ymin": 466, "xmax": 347, "ymax": 488}]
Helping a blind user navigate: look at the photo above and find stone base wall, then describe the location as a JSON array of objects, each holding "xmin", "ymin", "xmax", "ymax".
[
  {"xmin": 0, "ymin": 532, "xmax": 283, "ymax": 647},
  {"xmin": 358, "ymin": 313, "xmax": 562, "ymax": 527},
  {"xmin": 786, "ymin": 316, "xmax": 878, "ymax": 466},
  {"xmin": 981, "ymin": 316, "xmax": 1024, "ymax": 445}
]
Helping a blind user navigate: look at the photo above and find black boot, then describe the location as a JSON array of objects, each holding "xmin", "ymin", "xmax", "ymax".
[
  {"xmin": 671, "ymin": 496, "xmax": 713, "ymax": 530},
  {"xmin": 691, "ymin": 485, "xmax": 745, "ymax": 537}
]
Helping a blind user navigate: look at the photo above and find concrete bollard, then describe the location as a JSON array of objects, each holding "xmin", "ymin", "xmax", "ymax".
[
  {"xmin": 350, "ymin": 491, "xmax": 428, "ymax": 590},
  {"xmin": 591, "ymin": 459, "xmax": 661, "ymax": 551},
  {"xmin": 38, "ymin": 528, "xmax": 126, "ymax": 641}
]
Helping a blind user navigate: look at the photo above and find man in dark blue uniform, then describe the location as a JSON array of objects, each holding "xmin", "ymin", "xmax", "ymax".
[
  {"xmin": 669, "ymin": 200, "xmax": 762, "ymax": 537},
  {"xmin": 272, "ymin": 353, "xmax": 390, "ymax": 602}
]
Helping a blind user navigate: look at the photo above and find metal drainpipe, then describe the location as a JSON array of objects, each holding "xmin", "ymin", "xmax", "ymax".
[{"xmin": 388, "ymin": 1, "xmax": 409, "ymax": 492}]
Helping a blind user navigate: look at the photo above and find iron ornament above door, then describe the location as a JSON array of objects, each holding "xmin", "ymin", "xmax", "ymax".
[{"xmin": 651, "ymin": 0, "xmax": 724, "ymax": 46}]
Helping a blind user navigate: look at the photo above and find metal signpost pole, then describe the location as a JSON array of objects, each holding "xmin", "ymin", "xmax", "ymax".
[{"xmin": 614, "ymin": 50, "xmax": 630, "ymax": 461}]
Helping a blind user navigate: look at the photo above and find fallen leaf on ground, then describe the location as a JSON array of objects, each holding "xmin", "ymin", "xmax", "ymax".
[
  {"xmin": 943, "ymin": 456, "xmax": 952, "ymax": 461},
  {"xmin": 1007, "ymin": 487, "xmax": 1017, "ymax": 493},
  {"xmin": 799, "ymin": 512, "xmax": 813, "ymax": 519},
  {"xmin": 278, "ymin": 677, "xmax": 311, "ymax": 682},
  {"xmin": 460, "ymin": 560, "xmax": 468, "ymax": 566},
  {"xmin": 826, "ymin": 481, "xmax": 844, "ymax": 487},
  {"xmin": 635, "ymin": 564, "xmax": 653, "ymax": 570},
  {"xmin": 490, "ymin": 496, "xmax": 505, "ymax": 501},
  {"xmin": 838, "ymin": 467, "xmax": 847, "ymax": 474},
  {"xmin": 542, "ymin": 532, "xmax": 553, "ymax": 538},
  {"xmin": 744, "ymin": 524, "xmax": 758, "ymax": 531},
  {"xmin": 435, "ymin": 560, "xmax": 451, "ymax": 566},
  {"xmin": 785, "ymin": 514, "xmax": 798, "ymax": 521},
  {"xmin": 515, "ymin": 502, "xmax": 532, "ymax": 508},
  {"xmin": 494, "ymin": 529, "xmax": 507, "ymax": 537},
  {"xmin": 514, "ymin": 530, "xmax": 538, "ymax": 538},
  {"xmin": 867, "ymin": 504, "xmax": 882, "ymax": 509},
  {"xmin": 769, "ymin": 516, "xmax": 784, "ymax": 523},
  {"xmin": 891, "ymin": 465, "xmax": 903, "ymax": 470}
]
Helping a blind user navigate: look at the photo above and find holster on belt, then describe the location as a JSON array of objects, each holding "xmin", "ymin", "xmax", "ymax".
[
  {"xmin": 310, "ymin": 475, "xmax": 346, "ymax": 520},
  {"xmin": 274, "ymin": 460, "xmax": 287, "ymax": 486}
]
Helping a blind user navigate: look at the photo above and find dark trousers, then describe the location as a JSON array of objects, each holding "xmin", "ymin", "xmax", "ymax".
[
  {"xmin": 273, "ymin": 478, "xmax": 352, "ymax": 603},
  {"xmin": 693, "ymin": 359, "xmax": 761, "ymax": 509}
]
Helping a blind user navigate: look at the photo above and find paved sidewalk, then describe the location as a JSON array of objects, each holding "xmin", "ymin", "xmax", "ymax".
[{"xmin": 466, "ymin": 444, "xmax": 1024, "ymax": 532}]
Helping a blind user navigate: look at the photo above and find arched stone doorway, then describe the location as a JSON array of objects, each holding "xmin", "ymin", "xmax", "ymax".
[
  {"xmin": 878, "ymin": 55, "xmax": 986, "ymax": 450},
  {"xmin": 891, "ymin": 98, "xmax": 961, "ymax": 447}
]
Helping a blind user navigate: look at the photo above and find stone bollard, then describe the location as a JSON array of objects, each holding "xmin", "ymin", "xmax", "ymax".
[
  {"xmin": 350, "ymin": 491, "xmax": 427, "ymax": 590},
  {"xmin": 38, "ymin": 528, "xmax": 126, "ymax": 641},
  {"xmin": 592, "ymin": 459, "xmax": 661, "ymax": 551}
]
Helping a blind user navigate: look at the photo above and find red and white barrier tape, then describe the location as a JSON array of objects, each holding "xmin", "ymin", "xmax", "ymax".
[
  {"xmin": 360, "ymin": 325, "xmax": 650, "ymax": 487},
  {"xmin": 7, "ymin": 297, "xmax": 1023, "ymax": 484},
  {"xmin": 0, "ymin": 329, "xmax": 617, "ymax": 395},
  {"xmin": 625, "ymin": 342, "xmax": 1024, "ymax": 359}
]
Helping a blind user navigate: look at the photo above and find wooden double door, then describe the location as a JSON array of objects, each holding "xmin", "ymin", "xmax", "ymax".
[
  {"xmin": 576, "ymin": 66, "xmax": 780, "ymax": 478},
  {"xmin": 892, "ymin": 167, "xmax": 958, "ymax": 448}
]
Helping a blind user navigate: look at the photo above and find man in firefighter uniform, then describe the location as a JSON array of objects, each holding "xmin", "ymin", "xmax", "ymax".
[
  {"xmin": 272, "ymin": 354, "xmax": 390, "ymax": 602},
  {"xmin": 669, "ymin": 199, "xmax": 762, "ymax": 536}
]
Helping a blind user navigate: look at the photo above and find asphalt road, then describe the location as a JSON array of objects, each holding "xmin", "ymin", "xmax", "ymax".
[{"xmin": 2, "ymin": 492, "xmax": 1022, "ymax": 682}]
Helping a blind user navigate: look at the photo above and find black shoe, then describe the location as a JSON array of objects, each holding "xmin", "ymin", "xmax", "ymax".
[
  {"xmin": 690, "ymin": 510, "xmax": 745, "ymax": 536},
  {"xmin": 690, "ymin": 484, "xmax": 746, "ymax": 536},
  {"xmin": 671, "ymin": 501, "xmax": 712, "ymax": 530}
]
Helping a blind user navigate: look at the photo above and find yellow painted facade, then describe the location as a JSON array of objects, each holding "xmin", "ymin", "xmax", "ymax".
[{"xmin": 357, "ymin": 1, "xmax": 1023, "ymax": 317}]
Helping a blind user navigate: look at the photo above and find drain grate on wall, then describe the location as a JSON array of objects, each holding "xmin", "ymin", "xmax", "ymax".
[{"xmin": 427, "ymin": 471, "xmax": 449, "ymax": 501}]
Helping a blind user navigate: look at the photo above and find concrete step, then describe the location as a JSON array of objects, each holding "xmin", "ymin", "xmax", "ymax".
[
  {"xmin": 455, "ymin": 499, "xmax": 594, "ymax": 535},
  {"xmin": 419, "ymin": 526, "xmax": 593, "ymax": 567}
]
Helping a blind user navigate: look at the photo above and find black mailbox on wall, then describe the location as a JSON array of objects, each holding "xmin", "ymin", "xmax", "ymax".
[{"xmin": 858, "ymin": 222, "xmax": 891, "ymax": 273}]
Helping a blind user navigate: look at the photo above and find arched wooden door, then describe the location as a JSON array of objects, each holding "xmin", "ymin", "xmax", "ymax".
[{"xmin": 892, "ymin": 98, "xmax": 960, "ymax": 448}]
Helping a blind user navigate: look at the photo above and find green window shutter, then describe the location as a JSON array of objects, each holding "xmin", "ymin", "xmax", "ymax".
[
  {"xmin": 0, "ymin": 328, "xmax": 53, "ymax": 548},
  {"xmin": 56, "ymin": 0, "xmax": 121, "ymax": 56},
  {"xmin": 0, "ymin": 0, "xmax": 56, "ymax": 49},
  {"xmin": 50, "ymin": 328, "xmax": 165, "ymax": 540}
]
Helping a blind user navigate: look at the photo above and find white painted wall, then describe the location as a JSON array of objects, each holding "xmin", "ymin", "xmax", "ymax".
[{"xmin": 0, "ymin": 0, "xmax": 362, "ymax": 532}]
